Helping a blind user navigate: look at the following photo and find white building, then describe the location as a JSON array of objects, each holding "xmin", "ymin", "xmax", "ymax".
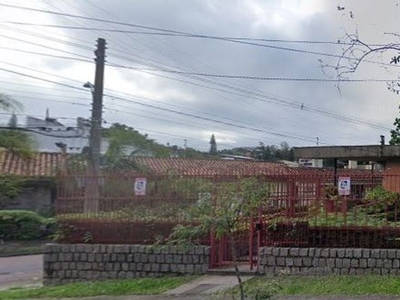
[{"xmin": 25, "ymin": 115, "xmax": 110, "ymax": 154}]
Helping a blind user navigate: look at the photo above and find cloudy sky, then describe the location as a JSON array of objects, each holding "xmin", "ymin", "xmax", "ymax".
[{"xmin": 1, "ymin": 0, "xmax": 400, "ymax": 151}]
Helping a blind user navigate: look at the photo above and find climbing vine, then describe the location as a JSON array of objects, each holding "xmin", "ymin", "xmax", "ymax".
[{"xmin": 0, "ymin": 175, "xmax": 25, "ymax": 201}]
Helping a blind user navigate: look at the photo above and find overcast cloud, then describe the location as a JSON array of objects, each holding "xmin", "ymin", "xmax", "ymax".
[{"xmin": 1, "ymin": 0, "xmax": 400, "ymax": 151}]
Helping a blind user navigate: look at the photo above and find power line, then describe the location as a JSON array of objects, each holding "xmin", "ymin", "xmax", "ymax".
[
  {"xmin": 102, "ymin": 93, "xmax": 328, "ymax": 144},
  {"xmin": 0, "ymin": 34, "xmax": 93, "ymax": 59},
  {"xmin": 0, "ymin": 11, "xmax": 387, "ymax": 129},
  {"xmin": 2, "ymin": 5, "xmax": 398, "ymax": 67},
  {"xmin": 0, "ymin": 24, "xmax": 94, "ymax": 51},
  {"xmin": 107, "ymin": 63, "xmax": 400, "ymax": 82},
  {"xmin": 0, "ymin": 126, "xmax": 84, "ymax": 138},
  {"xmin": 2, "ymin": 42, "xmax": 398, "ymax": 82},
  {"xmin": 0, "ymin": 46, "xmax": 93, "ymax": 63},
  {"xmin": 0, "ymin": 67, "xmax": 87, "ymax": 91},
  {"xmin": 0, "ymin": 112, "xmax": 78, "ymax": 120},
  {"xmin": 2, "ymin": 60, "xmax": 389, "ymax": 133},
  {"xmin": 105, "ymin": 62, "xmax": 390, "ymax": 130},
  {"xmin": 6, "ymin": 22, "xmax": 389, "ymax": 47}
]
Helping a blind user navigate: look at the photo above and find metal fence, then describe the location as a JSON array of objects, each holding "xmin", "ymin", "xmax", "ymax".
[{"xmin": 56, "ymin": 170, "xmax": 400, "ymax": 267}]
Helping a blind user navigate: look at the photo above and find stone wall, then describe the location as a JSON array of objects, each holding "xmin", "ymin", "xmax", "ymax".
[
  {"xmin": 259, "ymin": 247, "xmax": 400, "ymax": 276},
  {"xmin": 43, "ymin": 244, "xmax": 210, "ymax": 285}
]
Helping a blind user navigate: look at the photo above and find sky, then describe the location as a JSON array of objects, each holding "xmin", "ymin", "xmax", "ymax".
[{"xmin": 1, "ymin": 0, "xmax": 400, "ymax": 151}]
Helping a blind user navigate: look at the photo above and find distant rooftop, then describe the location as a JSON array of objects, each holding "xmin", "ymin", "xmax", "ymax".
[{"xmin": 294, "ymin": 145, "xmax": 400, "ymax": 161}]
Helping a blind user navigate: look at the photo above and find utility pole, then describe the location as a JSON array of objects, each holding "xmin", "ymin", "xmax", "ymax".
[
  {"xmin": 89, "ymin": 38, "xmax": 106, "ymax": 175},
  {"xmin": 84, "ymin": 38, "xmax": 106, "ymax": 213}
]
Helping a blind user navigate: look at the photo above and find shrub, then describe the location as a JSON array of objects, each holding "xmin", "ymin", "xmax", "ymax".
[
  {"xmin": 364, "ymin": 186, "xmax": 400, "ymax": 213},
  {"xmin": 0, "ymin": 210, "xmax": 51, "ymax": 240}
]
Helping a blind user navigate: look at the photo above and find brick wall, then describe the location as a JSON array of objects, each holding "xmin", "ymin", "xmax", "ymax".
[
  {"xmin": 259, "ymin": 247, "xmax": 400, "ymax": 276},
  {"xmin": 383, "ymin": 161, "xmax": 400, "ymax": 193},
  {"xmin": 43, "ymin": 244, "xmax": 210, "ymax": 285}
]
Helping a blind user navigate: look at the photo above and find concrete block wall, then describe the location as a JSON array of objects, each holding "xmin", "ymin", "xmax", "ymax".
[
  {"xmin": 44, "ymin": 244, "xmax": 210, "ymax": 285},
  {"xmin": 259, "ymin": 247, "xmax": 400, "ymax": 276}
]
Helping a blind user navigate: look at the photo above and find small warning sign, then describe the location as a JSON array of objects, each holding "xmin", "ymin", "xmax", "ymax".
[
  {"xmin": 338, "ymin": 177, "xmax": 351, "ymax": 196},
  {"xmin": 134, "ymin": 178, "xmax": 147, "ymax": 196}
]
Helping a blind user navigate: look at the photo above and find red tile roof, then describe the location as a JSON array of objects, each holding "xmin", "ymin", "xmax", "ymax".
[
  {"xmin": 133, "ymin": 157, "xmax": 290, "ymax": 176},
  {"xmin": 0, "ymin": 152, "xmax": 382, "ymax": 179},
  {"xmin": 0, "ymin": 151, "xmax": 62, "ymax": 177}
]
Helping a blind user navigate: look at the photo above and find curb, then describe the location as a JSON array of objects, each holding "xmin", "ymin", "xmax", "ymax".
[{"xmin": 0, "ymin": 251, "xmax": 44, "ymax": 258}]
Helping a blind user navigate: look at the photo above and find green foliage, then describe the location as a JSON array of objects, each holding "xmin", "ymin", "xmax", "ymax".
[
  {"xmin": 183, "ymin": 147, "xmax": 207, "ymax": 158},
  {"xmin": 103, "ymin": 123, "xmax": 170, "ymax": 168},
  {"xmin": 220, "ymin": 141, "xmax": 294, "ymax": 161},
  {"xmin": 322, "ymin": 185, "xmax": 339, "ymax": 200},
  {"xmin": 0, "ymin": 93, "xmax": 22, "ymax": 112},
  {"xmin": 0, "ymin": 175, "xmax": 25, "ymax": 200},
  {"xmin": 0, "ymin": 93, "xmax": 33, "ymax": 156},
  {"xmin": 364, "ymin": 185, "xmax": 400, "ymax": 212},
  {"xmin": 224, "ymin": 278, "xmax": 282, "ymax": 299},
  {"xmin": 65, "ymin": 154, "xmax": 87, "ymax": 173},
  {"xmin": 0, "ymin": 210, "xmax": 51, "ymax": 240},
  {"xmin": 168, "ymin": 177, "xmax": 271, "ymax": 243},
  {"xmin": 278, "ymin": 275, "xmax": 400, "ymax": 296},
  {"xmin": 256, "ymin": 141, "xmax": 294, "ymax": 161},
  {"xmin": 0, "ymin": 129, "xmax": 35, "ymax": 158},
  {"xmin": 390, "ymin": 106, "xmax": 400, "ymax": 145},
  {"xmin": 167, "ymin": 177, "xmax": 271, "ymax": 300},
  {"xmin": 0, "ymin": 276, "xmax": 196, "ymax": 299}
]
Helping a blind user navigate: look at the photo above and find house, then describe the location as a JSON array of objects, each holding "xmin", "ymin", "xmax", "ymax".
[
  {"xmin": 0, "ymin": 150, "xmax": 380, "ymax": 215},
  {"xmin": 26, "ymin": 115, "xmax": 108, "ymax": 154},
  {"xmin": 132, "ymin": 157, "xmax": 289, "ymax": 176},
  {"xmin": 293, "ymin": 144, "xmax": 395, "ymax": 192},
  {"xmin": 0, "ymin": 151, "xmax": 61, "ymax": 214}
]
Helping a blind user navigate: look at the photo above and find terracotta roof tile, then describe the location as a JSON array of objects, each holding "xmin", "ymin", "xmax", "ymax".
[
  {"xmin": 133, "ymin": 157, "xmax": 290, "ymax": 176},
  {"xmin": 0, "ymin": 151, "xmax": 62, "ymax": 177},
  {"xmin": 0, "ymin": 152, "xmax": 382, "ymax": 179}
]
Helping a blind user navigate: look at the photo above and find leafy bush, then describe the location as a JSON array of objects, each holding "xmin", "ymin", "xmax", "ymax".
[
  {"xmin": 0, "ymin": 210, "xmax": 52, "ymax": 240},
  {"xmin": 364, "ymin": 186, "xmax": 400, "ymax": 213}
]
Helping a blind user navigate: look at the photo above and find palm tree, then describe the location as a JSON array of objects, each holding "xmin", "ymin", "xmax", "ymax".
[
  {"xmin": 0, "ymin": 93, "xmax": 33, "ymax": 157},
  {"xmin": 0, "ymin": 93, "xmax": 22, "ymax": 112}
]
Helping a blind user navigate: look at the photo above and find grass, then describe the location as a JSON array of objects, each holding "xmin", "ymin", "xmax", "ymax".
[
  {"xmin": 0, "ymin": 276, "xmax": 195, "ymax": 299},
  {"xmin": 241, "ymin": 275, "xmax": 400, "ymax": 296},
  {"xmin": 268, "ymin": 205, "xmax": 400, "ymax": 228}
]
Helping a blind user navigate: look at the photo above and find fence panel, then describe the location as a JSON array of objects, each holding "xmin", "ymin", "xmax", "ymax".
[{"xmin": 56, "ymin": 171, "xmax": 400, "ymax": 252}]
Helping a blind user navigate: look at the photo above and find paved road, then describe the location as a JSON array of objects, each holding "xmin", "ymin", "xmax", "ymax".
[{"xmin": 0, "ymin": 254, "xmax": 42, "ymax": 290}]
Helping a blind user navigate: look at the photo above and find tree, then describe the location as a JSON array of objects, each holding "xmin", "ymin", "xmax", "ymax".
[
  {"xmin": 255, "ymin": 141, "xmax": 294, "ymax": 162},
  {"xmin": 323, "ymin": 22, "xmax": 400, "ymax": 144},
  {"xmin": 167, "ymin": 177, "xmax": 273, "ymax": 300},
  {"xmin": 102, "ymin": 123, "xmax": 170, "ymax": 169},
  {"xmin": 0, "ymin": 94, "xmax": 33, "ymax": 157},
  {"xmin": 0, "ymin": 131, "xmax": 34, "ymax": 158},
  {"xmin": 209, "ymin": 134, "xmax": 217, "ymax": 155},
  {"xmin": 0, "ymin": 93, "xmax": 21, "ymax": 112},
  {"xmin": 390, "ymin": 113, "xmax": 400, "ymax": 145},
  {"xmin": 8, "ymin": 114, "xmax": 17, "ymax": 128}
]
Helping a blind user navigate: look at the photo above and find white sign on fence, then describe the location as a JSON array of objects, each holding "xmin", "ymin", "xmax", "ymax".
[
  {"xmin": 338, "ymin": 177, "xmax": 351, "ymax": 196},
  {"xmin": 134, "ymin": 178, "xmax": 147, "ymax": 196}
]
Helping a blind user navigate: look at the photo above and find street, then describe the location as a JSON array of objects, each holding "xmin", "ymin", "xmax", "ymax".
[{"xmin": 0, "ymin": 254, "xmax": 42, "ymax": 290}]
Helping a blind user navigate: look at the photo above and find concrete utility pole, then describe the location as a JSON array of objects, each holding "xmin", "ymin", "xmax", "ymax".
[
  {"xmin": 84, "ymin": 38, "xmax": 106, "ymax": 213},
  {"xmin": 89, "ymin": 38, "xmax": 106, "ymax": 174}
]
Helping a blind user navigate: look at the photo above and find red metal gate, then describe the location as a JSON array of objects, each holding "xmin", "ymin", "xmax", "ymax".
[{"xmin": 209, "ymin": 217, "xmax": 259, "ymax": 270}]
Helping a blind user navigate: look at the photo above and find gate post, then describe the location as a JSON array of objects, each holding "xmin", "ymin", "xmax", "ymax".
[{"xmin": 249, "ymin": 216, "xmax": 254, "ymax": 270}]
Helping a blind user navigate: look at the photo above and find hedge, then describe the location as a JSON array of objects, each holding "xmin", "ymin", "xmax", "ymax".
[{"xmin": 0, "ymin": 210, "xmax": 53, "ymax": 240}]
